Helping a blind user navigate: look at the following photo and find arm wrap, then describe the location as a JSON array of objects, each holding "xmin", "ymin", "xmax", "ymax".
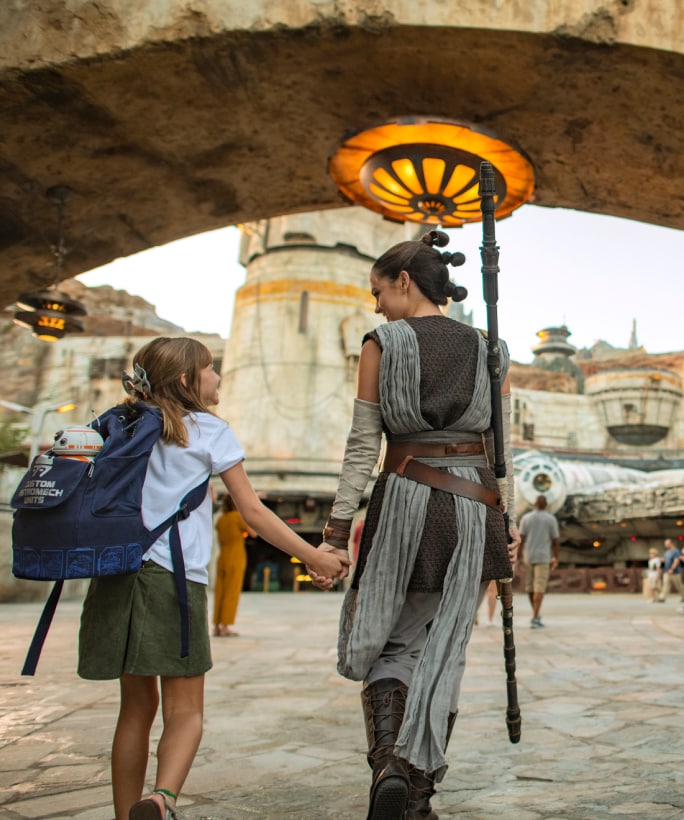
[
  {"xmin": 330, "ymin": 398, "xmax": 383, "ymax": 520},
  {"xmin": 322, "ymin": 516, "xmax": 353, "ymax": 549}
]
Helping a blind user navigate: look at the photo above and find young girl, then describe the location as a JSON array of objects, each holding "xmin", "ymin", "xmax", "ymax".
[{"xmin": 77, "ymin": 337, "xmax": 348, "ymax": 820}]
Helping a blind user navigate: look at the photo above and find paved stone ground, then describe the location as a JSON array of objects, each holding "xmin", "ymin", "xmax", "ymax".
[{"xmin": 1, "ymin": 590, "xmax": 683, "ymax": 820}]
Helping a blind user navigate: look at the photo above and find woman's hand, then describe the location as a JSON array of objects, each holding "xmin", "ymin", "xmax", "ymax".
[{"xmin": 308, "ymin": 544, "xmax": 351, "ymax": 590}]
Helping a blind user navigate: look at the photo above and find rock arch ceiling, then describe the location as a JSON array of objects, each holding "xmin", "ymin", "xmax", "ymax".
[{"xmin": 1, "ymin": 15, "xmax": 684, "ymax": 307}]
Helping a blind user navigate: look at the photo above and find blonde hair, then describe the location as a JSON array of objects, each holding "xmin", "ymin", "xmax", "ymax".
[{"xmin": 126, "ymin": 337, "xmax": 214, "ymax": 447}]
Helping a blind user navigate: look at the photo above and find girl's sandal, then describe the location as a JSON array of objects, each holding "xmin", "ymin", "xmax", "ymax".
[{"xmin": 129, "ymin": 789, "xmax": 178, "ymax": 820}]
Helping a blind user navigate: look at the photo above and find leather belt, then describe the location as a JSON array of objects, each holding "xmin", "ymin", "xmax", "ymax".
[
  {"xmin": 382, "ymin": 440, "xmax": 484, "ymax": 472},
  {"xmin": 382, "ymin": 440, "xmax": 501, "ymax": 511}
]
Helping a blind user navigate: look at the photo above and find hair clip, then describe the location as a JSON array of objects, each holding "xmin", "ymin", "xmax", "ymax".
[{"xmin": 122, "ymin": 363, "xmax": 152, "ymax": 397}]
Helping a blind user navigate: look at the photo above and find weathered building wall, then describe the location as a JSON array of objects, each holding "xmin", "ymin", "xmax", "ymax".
[
  {"xmin": 513, "ymin": 388, "xmax": 601, "ymax": 450},
  {"xmin": 512, "ymin": 383, "xmax": 684, "ymax": 454}
]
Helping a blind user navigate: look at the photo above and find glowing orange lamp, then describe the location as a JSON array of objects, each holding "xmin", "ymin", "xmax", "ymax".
[{"xmin": 328, "ymin": 116, "xmax": 534, "ymax": 226}]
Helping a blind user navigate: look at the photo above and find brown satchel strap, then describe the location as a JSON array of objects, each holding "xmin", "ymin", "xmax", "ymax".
[{"xmin": 388, "ymin": 454, "xmax": 502, "ymax": 511}]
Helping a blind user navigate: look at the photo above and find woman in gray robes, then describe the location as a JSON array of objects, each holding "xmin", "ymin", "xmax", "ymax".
[{"xmin": 311, "ymin": 229, "xmax": 520, "ymax": 820}]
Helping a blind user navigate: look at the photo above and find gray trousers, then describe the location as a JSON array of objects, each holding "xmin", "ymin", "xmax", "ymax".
[{"xmin": 365, "ymin": 581, "xmax": 490, "ymax": 711}]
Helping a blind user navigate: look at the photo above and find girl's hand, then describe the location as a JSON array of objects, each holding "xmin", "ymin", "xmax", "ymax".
[{"xmin": 308, "ymin": 544, "xmax": 350, "ymax": 590}]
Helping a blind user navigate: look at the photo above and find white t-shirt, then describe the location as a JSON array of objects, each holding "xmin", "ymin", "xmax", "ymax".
[
  {"xmin": 141, "ymin": 412, "xmax": 244, "ymax": 584},
  {"xmin": 647, "ymin": 556, "xmax": 662, "ymax": 579}
]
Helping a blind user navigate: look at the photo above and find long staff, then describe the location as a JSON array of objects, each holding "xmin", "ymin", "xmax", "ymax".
[{"xmin": 478, "ymin": 160, "xmax": 521, "ymax": 744}]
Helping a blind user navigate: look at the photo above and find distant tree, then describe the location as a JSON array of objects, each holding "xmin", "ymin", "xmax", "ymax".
[{"xmin": 0, "ymin": 417, "xmax": 28, "ymax": 469}]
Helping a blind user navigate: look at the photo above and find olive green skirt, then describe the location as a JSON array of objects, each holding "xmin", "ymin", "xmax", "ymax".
[{"xmin": 78, "ymin": 561, "xmax": 212, "ymax": 679}]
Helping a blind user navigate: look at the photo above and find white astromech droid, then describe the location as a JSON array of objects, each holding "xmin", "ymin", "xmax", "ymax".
[{"xmin": 51, "ymin": 426, "xmax": 104, "ymax": 461}]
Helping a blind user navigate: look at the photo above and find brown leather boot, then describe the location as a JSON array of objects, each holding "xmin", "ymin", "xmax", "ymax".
[
  {"xmin": 404, "ymin": 711, "xmax": 458, "ymax": 820},
  {"xmin": 405, "ymin": 766, "xmax": 437, "ymax": 820},
  {"xmin": 361, "ymin": 678, "xmax": 410, "ymax": 820}
]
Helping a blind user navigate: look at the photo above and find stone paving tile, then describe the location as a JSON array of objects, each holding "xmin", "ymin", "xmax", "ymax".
[{"xmin": 1, "ymin": 592, "xmax": 683, "ymax": 819}]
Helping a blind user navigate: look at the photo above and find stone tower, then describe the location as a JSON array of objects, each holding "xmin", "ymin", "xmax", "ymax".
[{"xmin": 218, "ymin": 208, "xmax": 407, "ymax": 516}]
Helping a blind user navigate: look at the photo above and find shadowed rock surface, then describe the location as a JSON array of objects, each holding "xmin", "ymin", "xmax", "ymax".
[{"xmin": 1, "ymin": 2, "xmax": 684, "ymax": 305}]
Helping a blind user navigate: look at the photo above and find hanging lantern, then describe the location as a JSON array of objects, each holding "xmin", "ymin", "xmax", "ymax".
[
  {"xmin": 13, "ymin": 185, "xmax": 87, "ymax": 342},
  {"xmin": 13, "ymin": 289, "xmax": 86, "ymax": 342},
  {"xmin": 328, "ymin": 116, "xmax": 534, "ymax": 226}
]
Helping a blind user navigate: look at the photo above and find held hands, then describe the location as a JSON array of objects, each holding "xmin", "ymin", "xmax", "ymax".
[
  {"xmin": 308, "ymin": 543, "xmax": 351, "ymax": 590},
  {"xmin": 307, "ymin": 516, "xmax": 353, "ymax": 590}
]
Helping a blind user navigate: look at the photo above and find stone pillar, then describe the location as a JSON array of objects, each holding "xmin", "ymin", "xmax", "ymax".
[{"xmin": 218, "ymin": 207, "xmax": 406, "ymax": 497}]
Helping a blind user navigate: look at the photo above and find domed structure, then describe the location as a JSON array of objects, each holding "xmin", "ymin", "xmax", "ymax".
[{"xmin": 532, "ymin": 325, "xmax": 577, "ymax": 359}]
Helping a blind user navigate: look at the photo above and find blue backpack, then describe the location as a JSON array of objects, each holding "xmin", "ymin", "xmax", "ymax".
[{"xmin": 11, "ymin": 401, "xmax": 209, "ymax": 675}]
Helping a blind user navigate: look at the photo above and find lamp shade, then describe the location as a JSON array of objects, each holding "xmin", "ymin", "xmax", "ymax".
[
  {"xmin": 328, "ymin": 117, "xmax": 534, "ymax": 226},
  {"xmin": 13, "ymin": 289, "xmax": 86, "ymax": 342}
]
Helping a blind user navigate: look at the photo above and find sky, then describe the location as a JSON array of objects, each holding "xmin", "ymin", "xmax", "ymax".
[{"xmin": 77, "ymin": 205, "xmax": 683, "ymax": 365}]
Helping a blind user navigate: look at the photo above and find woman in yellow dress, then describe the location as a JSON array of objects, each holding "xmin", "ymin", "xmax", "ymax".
[{"xmin": 213, "ymin": 494, "xmax": 255, "ymax": 636}]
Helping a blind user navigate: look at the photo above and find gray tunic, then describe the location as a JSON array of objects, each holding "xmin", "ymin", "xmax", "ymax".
[{"xmin": 337, "ymin": 316, "xmax": 510, "ymax": 779}]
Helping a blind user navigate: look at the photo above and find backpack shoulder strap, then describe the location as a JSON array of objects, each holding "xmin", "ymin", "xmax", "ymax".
[
  {"xmin": 148, "ymin": 476, "xmax": 211, "ymax": 659},
  {"xmin": 21, "ymin": 581, "xmax": 64, "ymax": 676}
]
